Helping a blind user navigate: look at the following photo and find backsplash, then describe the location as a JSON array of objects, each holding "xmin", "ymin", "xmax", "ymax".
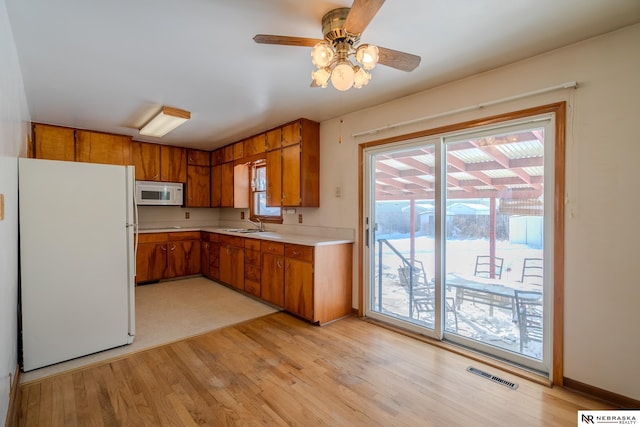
[{"xmin": 137, "ymin": 206, "xmax": 220, "ymax": 229}]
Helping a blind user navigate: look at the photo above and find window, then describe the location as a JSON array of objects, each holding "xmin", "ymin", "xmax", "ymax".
[{"xmin": 250, "ymin": 160, "xmax": 281, "ymax": 221}]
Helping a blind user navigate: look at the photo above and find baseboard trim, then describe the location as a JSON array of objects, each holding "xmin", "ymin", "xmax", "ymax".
[
  {"xmin": 563, "ymin": 377, "xmax": 640, "ymax": 409},
  {"xmin": 5, "ymin": 364, "xmax": 20, "ymax": 427}
]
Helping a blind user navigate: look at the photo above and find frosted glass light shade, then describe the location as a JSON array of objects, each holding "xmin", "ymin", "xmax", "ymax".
[
  {"xmin": 139, "ymin": 106, "xmax": 190, "ymax": 137},
  {"xmin": 353, "ymin": 67, "xmax": 371, "ymax": 88},
  {"xmin": 355, "ymin": 44, "xmax": 379, "ymax": 70},
  {"xmin": 311, "ymin": 68, "xmax": 331, "ymax": 88},
  {"xmin": 330, "ymin": 62, "xmax": 355, "ymax": 91},
  {"xmin": 311, "ymin": 42, "xmax": 334, "ymax": 68}
]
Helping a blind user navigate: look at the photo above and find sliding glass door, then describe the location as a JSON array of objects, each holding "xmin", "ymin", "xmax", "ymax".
[{"xmin": 364, "ymin": 116, "xmax": 554, "ymax": 374}]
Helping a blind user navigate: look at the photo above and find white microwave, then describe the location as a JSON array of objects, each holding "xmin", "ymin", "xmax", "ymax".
[{"xmin": 135, "ymin": 181, "xmax": 183, "ymax": 206}]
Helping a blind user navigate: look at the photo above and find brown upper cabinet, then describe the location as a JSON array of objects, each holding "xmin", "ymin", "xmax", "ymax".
[
  {"xmin": 76, "ymin": 130, "xmax": 132, "ymax": 165},
  {"xmin": 244, "ymin": 134, "xmax": 266, "ymax": 157},
  {"xmin": 281, "ymin": 121, "xmax": 302, "ymax": 147},
  {"xmin": 268, "ymin": 119, "xmax": 320, "ymax": 207},
  {"xmin": 222, "ymin": 145, "xmax": 234, "ymax": 163},
  {"xmin": 132, "ymin": 141, "xmax": 161, "ymax": 181},
  {"xmin": 233, "ymin": 141, "xmax": 244, "ymax": 160},
  {"xmin": 265, "ymin": 128, "xmax": 282, "ymax": 152},
  {"xmin": 211, "ymin": 148, "xmax": 224, "ymax": 166},
  {"xmin": 186, "ymin": 165, "xmax": 210, "ymax": 207},
  {"xmin": 33, "ymin": 123, "xmax": 75, "ymax": 161},
  {"xmin": 160, "ymin": 145, "xmax": 187, "ymax": 183},
  {"xmin": 187, "ymin": 149, "xmax": 210, "ymax": 166}
]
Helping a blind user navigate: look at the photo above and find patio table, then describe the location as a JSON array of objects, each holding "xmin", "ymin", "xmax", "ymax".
[{"xmin": 446, "ymin": 273, "xmax": 542, "ymax": 315}]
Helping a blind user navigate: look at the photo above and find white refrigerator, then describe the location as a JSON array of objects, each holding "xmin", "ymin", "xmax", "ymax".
[{"xmin": 19, "ymin": 158, "xmax": 136, "ymax": 371}]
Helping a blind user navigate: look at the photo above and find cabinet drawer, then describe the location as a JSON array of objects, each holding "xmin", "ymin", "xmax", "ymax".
[
  {"xmin": 245, "ymin": 279, "xmax": 261, "ymax": 297},
  {"xmin": 245, "ymin": 265, "xmax": 261, "ymax": 282},
  {"xmin": 244, "ymin": 238, "xmax": 261, "ymax": 251},
  {"xmin": 245, "ymin": 249, "xmax": 261, "ymax": 266},
  {"xmin": 285, "ymin": 244, "xmax": 313, "ymax": 262},
  {"xmin": 168, "ymin": 231, "xmax": 201, "ymax": 241},
  {"xmin": 138, "ymin": 233, "xmax": 169, "ymax": 243},
  {"xmin": 220, "ymin": 235, "xmax": 244, "ymax": 247},
  {"xmin": 200, "ymin": 232, "xmax": 220, "ymax": 243},
  {"xmin": 261, "ymin": 241, "xmax": 284, "ymax": 255}
]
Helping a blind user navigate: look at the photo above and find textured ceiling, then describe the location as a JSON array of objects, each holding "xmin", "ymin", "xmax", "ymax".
[{"xmin": 6, "ymin": 0, "xmax": 640, "ymax": 150}]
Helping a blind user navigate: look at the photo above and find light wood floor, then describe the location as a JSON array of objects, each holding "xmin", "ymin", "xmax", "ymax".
[{"xmin": 14, "ymin": 312, "xmax": 609, "ymax": 426}]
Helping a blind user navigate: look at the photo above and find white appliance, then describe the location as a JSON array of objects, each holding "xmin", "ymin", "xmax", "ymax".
[
  {"xmin": 135, "ymin": 180, "xmax": 183, "ymax": 206},
  {"xmin": 19, "ymin": 158, "xmax": 136, "ymax": 371}
]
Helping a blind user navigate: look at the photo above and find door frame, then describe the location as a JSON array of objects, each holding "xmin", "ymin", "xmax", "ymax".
[{"xmin": 357, "ymin": 102, "xmax": 566, "ymax": 385}]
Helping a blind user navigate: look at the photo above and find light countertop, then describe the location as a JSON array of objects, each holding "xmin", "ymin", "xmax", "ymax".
[{"xmin": 137, "ymin": 226, "xmax": 354, "ymax": 247}]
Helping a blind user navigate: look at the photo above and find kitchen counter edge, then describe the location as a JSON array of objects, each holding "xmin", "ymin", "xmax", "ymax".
[{"xmin": 136, "ymin": 227, "xmax": 354, "ymax": 247}]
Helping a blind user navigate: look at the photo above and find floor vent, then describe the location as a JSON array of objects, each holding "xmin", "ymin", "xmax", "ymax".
[{"xmin": 466, "ymin": 366, "xmax": 519, "ymax": 390}]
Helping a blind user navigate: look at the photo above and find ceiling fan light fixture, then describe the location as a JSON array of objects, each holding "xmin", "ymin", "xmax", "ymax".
[
  {"xmin": 355, "ymin": 44, "xmax": 379, "ymax": 70},
  {"xmin": 331, "ymin": 61, "xmax": 355, "ymax": 91},
  {"xmin": 353, "ymin": 67, "xmax": 371, "ymax": 88},
  {"xmin": 139, "ymin": 106, "xmax": 190, "ymax": 137},
  {"xmin": 311, "ymin": 42, "xmax": 334, "ymax": 68},
  {"xmin": 311, "ymin": 67, "xmax": 331, "ymax": 88}
]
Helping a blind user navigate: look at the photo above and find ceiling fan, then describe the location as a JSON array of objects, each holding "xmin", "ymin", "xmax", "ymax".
[{"xmin": 253, "ymin": 0, "xmax": 421, "ymax": 91}]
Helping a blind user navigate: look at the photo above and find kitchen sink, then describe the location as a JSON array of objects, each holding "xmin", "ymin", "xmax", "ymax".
[{"xmin": 221, "ymin": 228, "xmax": 262, "ymax": 233}]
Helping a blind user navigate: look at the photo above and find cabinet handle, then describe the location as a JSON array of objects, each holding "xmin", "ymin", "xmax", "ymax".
[
  {"xmin": 292, "ymin": 250, "xmax": 300, "ymax": 256},
  {"xmin": 153, "ymin": 173, "xmax": 159, "ymax": 179},
  {"xmin": 161, "ymin": 246, "xmax": 167, "ymax": 251},
  {"xmin": 226, "ymin": 247, "xmax": 232, "ymax": 255},
  {"xmin": 171, "ymin": 245, "xmax": 176, "ymax": 251},
  {"xmin": 204, "ymin": 243, "xmax": 209, "ymax": 249}
]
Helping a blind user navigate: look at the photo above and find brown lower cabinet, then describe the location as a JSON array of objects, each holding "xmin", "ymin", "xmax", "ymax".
[
  {"xmin": 261, "ymin": 241, "xmax": 285, "ymax": 307},
  {"xmin": 219, "ymin": 235, "xmax": 244, "ymax": 290},
  {"xmin": 135, "ymin": 232, "xmax": 200, "ymax": 284}
]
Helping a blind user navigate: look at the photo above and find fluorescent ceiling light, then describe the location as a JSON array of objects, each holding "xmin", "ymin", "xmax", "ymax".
[{"xmin": 139, "ymin": 106, "xmax": 190, "ymax": 137}]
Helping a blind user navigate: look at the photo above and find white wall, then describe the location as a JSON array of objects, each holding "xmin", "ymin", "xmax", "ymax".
[
  {"xmin": 304, "ymin": 24, "xmax": 640, "ymax": 400},
  {"xmin": 0, "ymin": 0, "xmax": 30, "ymax": 422}
]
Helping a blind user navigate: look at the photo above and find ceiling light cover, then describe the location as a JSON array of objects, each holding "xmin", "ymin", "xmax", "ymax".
[
  {"xmin": 139, "ymin": 106, "xmax": 190, "ymax": 137},
  {"xmin": 355, "ymin": 44, "xmax": 379, "ymax": 70},
  {"xmin": 311, "ymin": 42, "xmax": 334, "ymax": 68},
  {"xmin": 331, "ymin": 62, "xmax": 355, "ymax": 91}
]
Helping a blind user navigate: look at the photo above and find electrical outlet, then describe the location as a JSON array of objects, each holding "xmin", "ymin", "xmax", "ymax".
[
  {"xmin": 298, "ymin": 214, "xmax": 303, "ymax": 224},
  {"xmin": 185, "ymin": 211, "xmax": 190, "ymax": 219},
  {"xmin": 335, "ymin": 186, "xmax": 342, "ymax": 198},
  {"xmin": 240, "ymin": 211, "xmax": 245, "ymax": 220}
]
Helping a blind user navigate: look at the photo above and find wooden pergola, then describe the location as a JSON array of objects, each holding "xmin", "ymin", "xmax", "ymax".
[{"xmin": 374, "ymin": 129, "xmax": 545, "ymax": 273}]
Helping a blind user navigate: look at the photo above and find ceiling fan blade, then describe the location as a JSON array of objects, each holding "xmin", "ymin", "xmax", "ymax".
[
  {"xmin": 344, "ymin": 0, "xmax": 385, "ymax": 36},
  {"xmin": 377, "ymin": 46, "xmax": 421, "ymax": 72},
  {"xmin": 253, "ymin": 34, "xmax": 323, "ymax": 47}
]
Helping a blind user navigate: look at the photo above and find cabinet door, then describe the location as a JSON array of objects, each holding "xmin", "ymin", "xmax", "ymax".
[
  {"xmin": 136, "ymin": 242, "xmax": 167, "ymax": 283},
  {"xmin": 233, "ymin": 141, "xmax": 244, "ymax": 160},
  {"xmin": 265, "ymin": 128, "xmax": 281, "ymax": 152},
  {"xmin": 233, "ymin": 163, "xmax": 250, "ymax": 209},
  {"xmin": 210, "ymin": 242, "xmax": 220, "ymax": 280},
  {"xmin": 281, "ymin": 144, "xmax": 301, "ymax": 206},
  {"xmin": 210, "ymin": 164, "xmax": 222, "ymax": 207},
  {"xmin": 160, "ymin": 145, "xmax": 187, "ymax": 183},
  {"xmin": 284, "ymin": 258, "xmax": 314, "ymax": 321},
  {"xmin": 281, "ymin": 121, "xmax": 301, "ymax": 147},
  {"xmin": 244, "ymin": 134, "xmax": 266, "ymax": 157},
  {"xmin": 132, "ymin": 141, "xmax": 161, "ymax": 181},
  {"xmin": 201, "ymin": 241, "xmax": 211, "ymax": 278},
  {"xmin": 220, "ymin": 162, "xmax": 234, "ymax": 207},
  {"xmin": 33, "ymin": 123, "xmax": 75, "ymax": 161},
  {"xmin": 262, "ymin": 253, "xmax": 284, "ymax": 307},
  {"xmin": 186, "ymin": 165, "xmax": 211, "ymax": 207},
  {"xmin": 187, "ymin": 149, "xmax": 211, "ymax": 166},
  {"xmin": 168, "ymin": 239, "xmax": 201, "ymax": 277},
  {"xmin": 220, "ymin": 245, "xmax": 244, "ymax": 290},
  {"xmin": 76, "ymin": 130, "xmax": 132, "ymax": 165},
  {"xmin": 266, "ymin": 149, "xmax": 282, "ymax": 207}
]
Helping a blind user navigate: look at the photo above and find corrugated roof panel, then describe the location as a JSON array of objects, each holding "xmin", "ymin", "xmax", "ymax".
[
  {"xmin": 448, "ymin": 172, "xmax": 476, "ymax": 181},
  {"xmin": 497, "ymin": 140, "xmax": 543, "ymax": 159},
  {"xmin": 449, "ymin": 148, "xmax": 493, "ymax": 163},
  {"xmin": 522, "ymin": 166, "xmax": 544, "ymax": 176},
  {"xmin": 483, "ymin": 169, "xmax": 517, "ymax": 178},
  {"xmin": 378, "ymin": 158, "xmax": 412, "ymax": 170}
]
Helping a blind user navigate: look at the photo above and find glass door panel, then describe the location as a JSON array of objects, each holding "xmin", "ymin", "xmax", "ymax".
[{"xmin": 443, "ymin": 124, "xmax": 547, "ymax": 369}]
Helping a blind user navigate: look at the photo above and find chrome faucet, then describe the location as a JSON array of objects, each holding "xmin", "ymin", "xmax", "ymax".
[{"xmin": 247, "ymin": 218, "xmax": 264, "ymax": 232}]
